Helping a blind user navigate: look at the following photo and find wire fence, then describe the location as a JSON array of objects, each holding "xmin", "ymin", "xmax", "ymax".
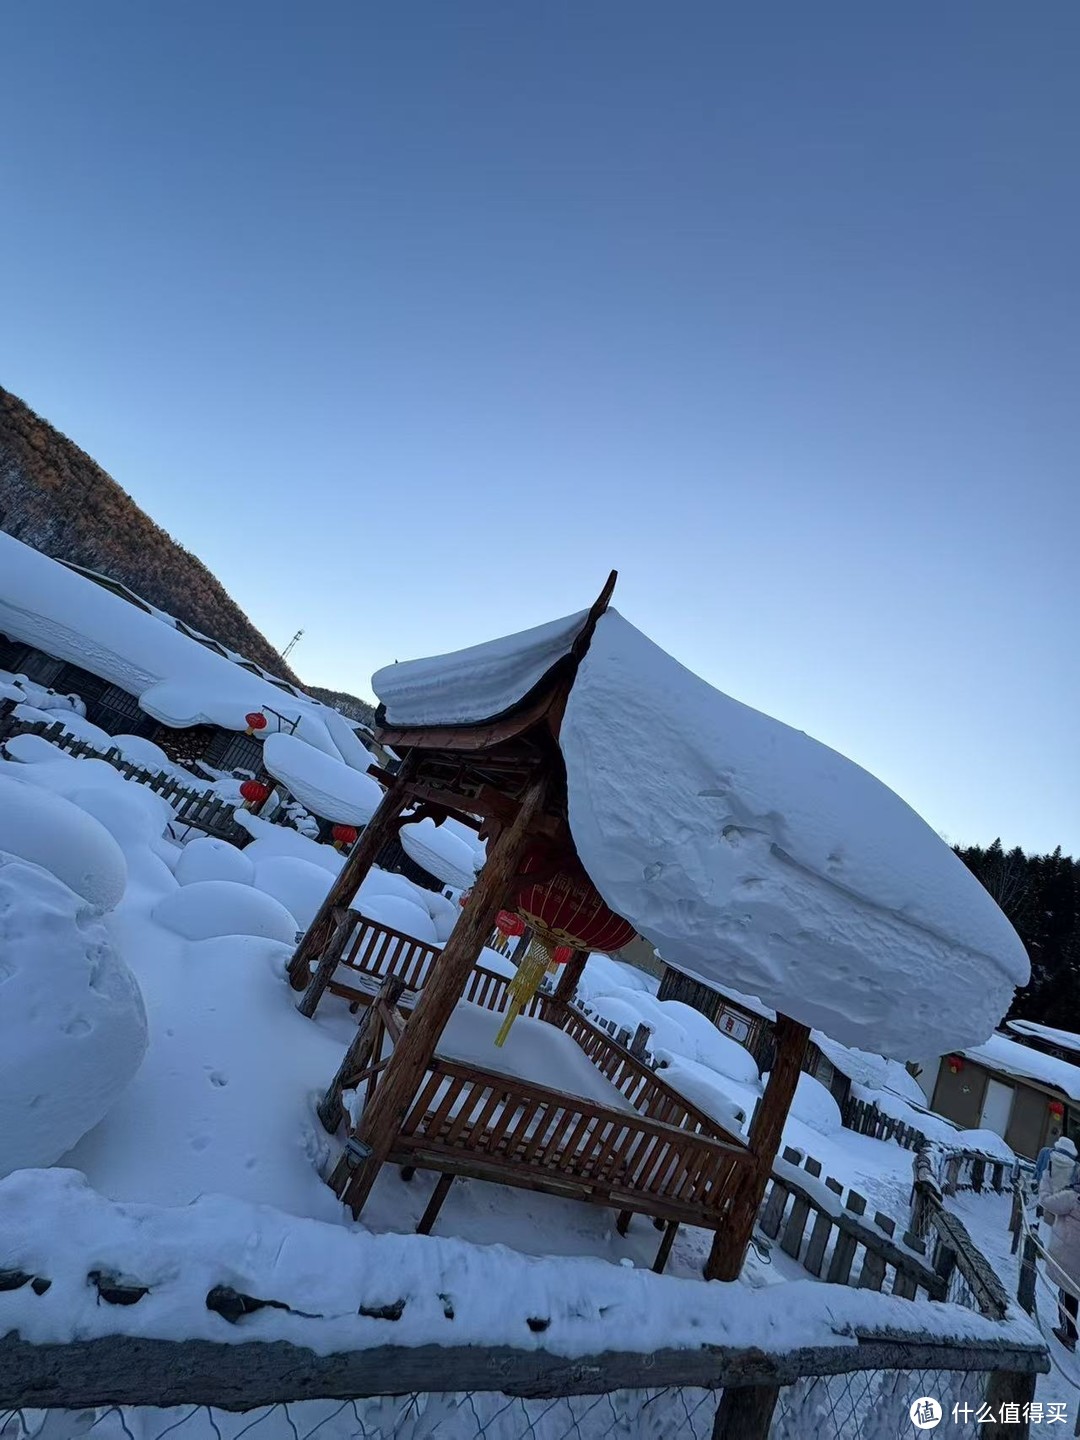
[{"xmin": 0, "ymin": 1368, "xmax": 1006, "ymax": 1440}]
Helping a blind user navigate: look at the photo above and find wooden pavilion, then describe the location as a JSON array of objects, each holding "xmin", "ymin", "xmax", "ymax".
[{"xmin": 287, "ymin": 574, "xmax": 810, "ymax": 1281}]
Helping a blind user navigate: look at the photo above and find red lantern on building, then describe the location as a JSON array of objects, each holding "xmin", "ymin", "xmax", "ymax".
[
  {"xmin": 946, "ymin": 1055, "xmax": 964, "ymax": 1075},
  {"xmin": 239, "ymin": 779, "xmax": 271, "ymax": 810},
  {"xmin": 1049, "ymin": 1100, "xmax": 1066, "ymax": 1119},
  {"xmin": 496, "ymin": 910, "xmax": 526, "ymax": 938},
  {"xmin": 244, "ymin": 712, "xmax": 268, "ymax": 736},
  {"xmin": 331, "ymin": 824, "xmax": 359, "ymax": 851}
]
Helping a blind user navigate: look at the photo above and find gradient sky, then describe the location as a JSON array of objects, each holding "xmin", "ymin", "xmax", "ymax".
[{"xmin": 1, "ymin": 4, "xmax": 1076, "ymax": 854}]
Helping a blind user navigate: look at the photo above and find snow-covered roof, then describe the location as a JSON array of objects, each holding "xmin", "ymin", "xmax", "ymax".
[
  {"xmin": 373, "ymin": 605, "xmax": 1028, "ymax": 1059},
  {"xmin": 1007, "ymin": 1018, "xmax": 1080, "ymax": 1058},
  {"xmin": 261, "ymin": 732, "xmax": 383, "ymax": 826},
  {"xmin": 0, "ymin": 534, "xmax": 368, "ymax": 771},
  {"xmin": 963, "ymin": 1031, "xmax": 1080, "ymax": 1104}
]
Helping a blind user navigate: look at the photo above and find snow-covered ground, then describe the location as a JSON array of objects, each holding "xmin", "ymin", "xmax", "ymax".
[{"xmin": 0, "ymin": 724, "xmax": 1045, "ymax": 1440}]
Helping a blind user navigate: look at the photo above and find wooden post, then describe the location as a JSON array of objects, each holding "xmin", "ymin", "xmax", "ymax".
[
  {"xmin": 317, "ymin": 976, "xmax": 406, "ymax": 1134},
  {"xmin": 705, "ymin": 1014, "xmax": 810, "ymax": 1282},
  {"xmin": 297, "ymin": 908, "xmax": 357, "ymax": 1019},
  {"xmin": 552, "ymin": 947, "xmax": 589, "ymax": 1006},
  {"xmin": 711, "ymin": 1384, "xmax": 780, "ymax": 1440},
  {"xmin": 1017, "ymin": 1232, "xmax": 1038, "ymax": 1316},
  {"xmin": 287, "ymin": 759, "xmax": 416, "ymax": 989},
  {"xmin": 338, "ymin": 773, "xmax": 548, "ymax": 1218}
]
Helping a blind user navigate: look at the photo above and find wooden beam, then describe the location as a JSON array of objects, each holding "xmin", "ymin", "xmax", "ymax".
[
  {"xmin": 286, "ymin": 758, "xmax": 415, "ymax": 990},
  {"xmin": 705, "ymin": 1014, "xmax": 810, "ymax": 1282},
  {"xmin": 338, "ymin": 772, "xmax": 549, "ymax": 1218},
  {"xmin": 316, "ymin": 977, "xmax": 406, "ymax": 1134},
  {"xmin": 296, "ymin": 908, "xmax": 356, "ymax": 1019}
]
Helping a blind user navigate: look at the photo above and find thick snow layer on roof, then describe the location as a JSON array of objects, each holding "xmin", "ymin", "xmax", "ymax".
[
  {"xmin": 0, "ymin": 532, "xmax": 355, "ymax": 748},
  {"xmin": 374, "ymin": 604, "xmax": 1027, "ymax": 1057},
  {"xmin": 963, "ymin": 1031, "xmax": 1080, "ymax": 1104},
  {"xmin": 375, "ymin": 609, "xmax": 590, "ymax": 727},
  {"xmin": 1008, "ymin": 1018, "xmax": 1080, "ymax": 1057},
  {"xmin": 262, "ymin": 731, "xmax": 383, "ymax": 825},
  {"xmin": 562, "ymin": 611, "xmax": 1027, "ymax": 1059}
]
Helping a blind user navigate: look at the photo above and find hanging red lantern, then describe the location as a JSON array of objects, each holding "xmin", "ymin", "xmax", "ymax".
[
  {"xmin": 244, "ymin": 712, "xmax": 268, "ymax": 736},
  {"xmin": 496, "ymin": 910, "xmax": 526, "ymax": 938},
  {"xmin": 459, "ymin": 889, "xmax": 472, "ymax": 909},
  {"xmin": 946, "ymin": 1055, "xmax": 964, "ymax": 1075},
  {"xmin": 552, "ymin": 945, "xmax": 573, "ymax": 965},
  {"xmin": 1049, "ymin": 1100, "xmax": 1066, "ymax": 1118},
  {"xmin": 514, "ymin": 852, "xmax": 635, "ymax": 954},
  {"xmin": 331, "ymin": 824, "xmax": 359, "ymax": 850},
  {"xmin": 239, "ymin": 779, "xmax": 271, "ymax": 809}
]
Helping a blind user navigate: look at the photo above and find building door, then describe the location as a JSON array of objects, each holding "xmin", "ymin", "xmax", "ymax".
[{"xmin": 979, "ymin": 1078, "xmax": 1015, "ymax": 1138}]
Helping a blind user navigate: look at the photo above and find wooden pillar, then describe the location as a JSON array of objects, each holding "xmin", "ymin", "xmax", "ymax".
[
  {"xmin": 286, "ymin": 758, "xmax": 416, "ymax": 989},
  {"xmin": 553, "ymin": 948, "xmax": 589, "ymax": 1006},
  {"xmin": 705, "ymin": 1013, "xmax": 810, "ymax": 1282},
  {"xmin": 297, "ymin": 908, "xmax": 356, "ymax": 1019},
  {"xmin": 338, "ymin": 773, "xmax": 548, "ymax": 1218}
]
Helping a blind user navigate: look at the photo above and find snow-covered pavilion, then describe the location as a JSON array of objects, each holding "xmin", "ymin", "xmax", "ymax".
[{"xmin": 290, "ymin": 573, "xmax": 1028, "ymax": 1280}]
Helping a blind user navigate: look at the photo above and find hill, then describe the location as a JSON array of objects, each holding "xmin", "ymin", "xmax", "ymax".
[{"xmin": 0, "ymin": 386, "xmax": 301, "ymax": 683}]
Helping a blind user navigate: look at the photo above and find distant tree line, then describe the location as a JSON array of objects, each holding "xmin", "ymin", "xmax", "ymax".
[{"xmin": 956, "ymin": 840, "xmax": 1079, "ymax": 1024}]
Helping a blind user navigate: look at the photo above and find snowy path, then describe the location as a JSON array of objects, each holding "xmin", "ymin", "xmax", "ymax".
[{"xmin": 948, "ymin": 1189, "xmax": 1079, "ymax": 1418}]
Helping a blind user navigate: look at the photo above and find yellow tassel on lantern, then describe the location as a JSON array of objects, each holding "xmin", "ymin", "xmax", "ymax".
[{"xmin": 494, "ymin": 934, "xmax": 558, "ymax": 1048}]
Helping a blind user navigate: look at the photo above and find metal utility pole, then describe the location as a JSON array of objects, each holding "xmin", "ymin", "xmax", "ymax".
[{"xmin": 282, "ymin": 629, "xmax": 304, "ymax": 662}]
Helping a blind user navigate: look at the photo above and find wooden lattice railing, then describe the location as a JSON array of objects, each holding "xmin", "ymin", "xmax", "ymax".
[{"xmin": 383, "ymin": 1055, "xmax": 753, "ymax": 1229}]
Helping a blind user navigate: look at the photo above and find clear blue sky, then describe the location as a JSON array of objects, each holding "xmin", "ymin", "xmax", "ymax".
[{"xmin": 1, "ymin": 4, "xmax": 1076, "ymax": 854}]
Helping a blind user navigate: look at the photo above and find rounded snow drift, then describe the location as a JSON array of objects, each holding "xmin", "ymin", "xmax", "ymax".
[
  {"xmin": 175, "ymin": 836, "xmax": 256, "ymax": 888},
  {"xmin": 252, "ymin": 855, "xmax": 332, "ymax": 929},
  {"xmin": 784, "ymin": 1072, "xmax": 842, "ymax": 1136},
  {"xmin": 399, "ymin": 817, "xmax": 478, "ymax": 890},
  {"xmin": 0, "ymin": 853, "xmax": 148, "ymax": 1177},
  {"xmin": 353, "ymin": 893, "xmax": 438, "ymax": 945},
  {"xmin": 427, "ymin": 890, "xmax": 459, "ymax": 942},
  {"xmin": 153, "ymin": 880, "xmax": 300, "ymax": 943},
  {"xmin": 0, "ymin": 773, "xmax": 127, "ymax": 912}
]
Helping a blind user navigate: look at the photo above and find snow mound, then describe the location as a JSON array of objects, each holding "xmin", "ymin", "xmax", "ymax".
[
  {"xmin": 358, "ymin": 867, "xmax": 437, "ymax": 910},
  {"xmin": 11, "ymin": 704, "xmax": 113, "ymax": 751},
  {"xmin": 153, "ymin": 881, "xmax": 300, "ymax": 943},
  {"xmin": 110, "ymin": 734, "xmax": 176, "ymax": 773},
  {"xmin": 0, "ymin": 854, "xmax": 148, "ymax": 1177},
  {"xmin": 354, "ymin": 893, "xmax": 438, "ymax": 945},
  {"xmin": 585, "ymin": 988, "xmax": 690, "ymax": 1053},
  {"xmin": 0, "ymin": 772, "xmax": 127, "ymax": 911},
  {"xmin": 262, "ymin": 731, "xmax": 383, "ymax": 826},
  {"xmin": 777, "ymin": 1072, "xmax": 842, "ymax": 1136},
  {"xmin": 427, "ymin": 889, "xmax": 460, "ymax": 942},
  {"xmin": 175, "ymin": 836, "xmax": 256, "ymax": 887},
  {"xmin": 657, "ymin": 1001, "xmax": 760, "ymax": 1084},
  {"xmin": 655, "ymin": 1053, "xmax": 757, "ymax": 1135},
  {"xmin": 253, "ymin": 856, "xmax": 332, "ymax": 929},
  {"xmin": 1, "ymin": 733, "xmax": 78, "ymax": 766},
  {"xmin": 239, "ymin": 825, "xmax": 346, "ymax": 877},
  {"xmin": 578, "ymin": 952, "xmax": 659, "ymax": 1002},
  {"xmin": 400, "ymin": 816, "xmax": 478, "ymax": 889}
]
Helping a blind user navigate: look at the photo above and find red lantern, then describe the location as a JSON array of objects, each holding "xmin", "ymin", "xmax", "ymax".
[
  {"xmin": 244, "ymin": 712, "xmax": 267, "ymax": 736},
  {"xmin": 515, "ymin": 852, "xmax": 635, "ymax": 954},
  {"xmin": 331, "ymin": 824, "xmax": 358, "ymax": 850},
  {"xmin": 239, "ymin": 779, "xmax": 271, "ymax": 809},
  {"xmin": 496, "ymin": 910, "xmax": 526, "ymax": 938},
  {"xmin": 1049, "ymin": 1100, "xmax": 1065, "ymax": 1118},
  {"xmin": 552, "ymin": 945, "xmax": 573, "ymax": 965},
  {"xmin": 946, "ymin": 1055, "xmax": 964, "ymax": 1075},
  {"xmin": 459, "ymin": 889, "xmax": 472, "ymax": 909}
]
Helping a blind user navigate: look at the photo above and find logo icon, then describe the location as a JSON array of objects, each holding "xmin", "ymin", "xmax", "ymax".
[{"xmin": 909, "ymin": 1397, "xmax": 942, "ymax": 1430}]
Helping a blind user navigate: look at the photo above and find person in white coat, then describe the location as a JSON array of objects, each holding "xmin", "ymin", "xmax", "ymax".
[
  {"xmin": 1041, "ymin": 1180, "xmax": 1080, "ymax": 1350},
  {"xmin": 1037, "ymin": 1135, "xmax": 1078, "ymax": 1208}
]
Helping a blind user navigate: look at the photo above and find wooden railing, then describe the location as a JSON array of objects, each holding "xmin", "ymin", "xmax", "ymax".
[
  {"xmin": 389, "ymin": 1055, "xmax": 753, "ymax": 1227},
  {"xmin": 0, "ymin": 713, "xmax": 250, "ymax": 843},
  {"xmin": 550, "ymin": 1002, "xmax": 746, "ymax": 1147}
]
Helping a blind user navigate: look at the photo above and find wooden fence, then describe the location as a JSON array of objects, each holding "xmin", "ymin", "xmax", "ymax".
[
  {"xmin": 0, "ymin": 714, "xmax": 251, "ymax": 844},
  {"xmin": 841, "ymin": 1094, "xmax": 928, "ymax": 1151}
]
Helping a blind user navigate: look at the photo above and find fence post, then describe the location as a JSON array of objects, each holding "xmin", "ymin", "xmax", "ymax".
[
  {"xmin": 1017, "ymin": 1232, "xmax": 1038, "ymax": 1316},
  {"xmin": 984, "ymin": 1369, "xmax": 1037, "ymax": 1439},
  {"xmin": 711, "ymin": 1384, "xmax": 780, "ymax": 1439}
]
